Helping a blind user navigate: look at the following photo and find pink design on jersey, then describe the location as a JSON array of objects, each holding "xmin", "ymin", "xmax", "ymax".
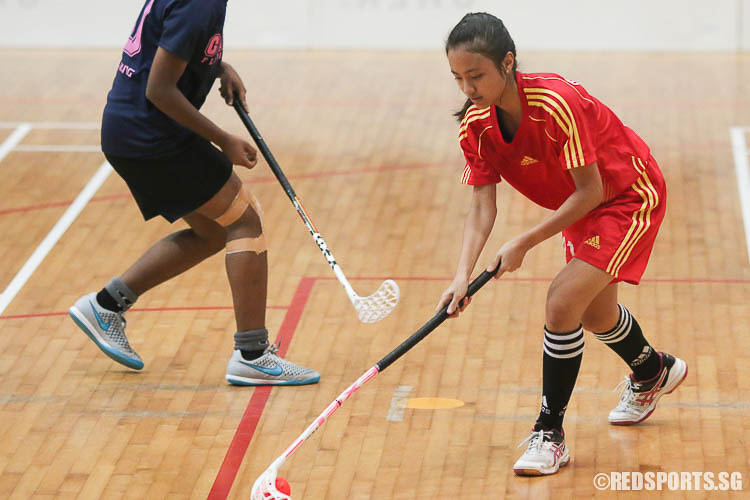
[
  {"xmin": 202, "ymin": 33, "xmax": 223, "ymax": 65},
  {"xmin": 118, "ymin": 62, "xmax": 136, "ymax": 78},
  {"xmin": 124, "ymin": 0, "xmax": 155, "ymax": 58}
]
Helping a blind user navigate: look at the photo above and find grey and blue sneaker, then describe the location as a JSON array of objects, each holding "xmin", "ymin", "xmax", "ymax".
[
  {"xmin": 226, "ymin": 343, "xmax": 320, "ymax": 386},
  {"xmin": 69, "ymin": 292, "xmax": 143, "ymax": 370}
]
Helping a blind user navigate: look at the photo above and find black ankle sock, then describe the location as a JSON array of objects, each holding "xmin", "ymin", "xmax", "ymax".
[
  {"xmin": 235, "ymin": 329, "xmax": 269, "ymax": 361},
  {"xmin": 594, "ymin": 305, "xmax": 660, "ymax": 381},
  {"xmin": 537, "ymin": 325, "xmax": 584, "ymax": 430},
  {"xmin": 533, "ymin": 421, "xmax": 562, "ymax": 433},
  {"xmin": 96, "ymin": 289, "xmax": 121, "ymax": 312},
  {"xmin": 240, "ymin": 349, "xmax": 265, "ymax": 361}
]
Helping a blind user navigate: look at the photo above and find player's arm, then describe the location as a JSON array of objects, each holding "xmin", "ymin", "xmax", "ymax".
[
  {"xmin": 437, "ymin": 183, "xmax": 497, "ymax": 316},
  {"xmin": 525, "ymin": 162, "xmax": 603, "ymax": 245},
  {"xmin": 145, "ymin": 47, "xmax": 256, "ymax": 168},
  {"xmin": 486, "ymin": 162, "xmax": 603, "ymax": 278},
  {"xmin": 217, "ymin": 61, "xmax": 248, "ymax": 109}
]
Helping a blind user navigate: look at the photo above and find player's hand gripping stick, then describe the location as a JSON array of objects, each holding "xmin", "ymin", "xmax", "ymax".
[{"xmin": 233, "ymin": 99, "xmax": 399, "ymax": 323}]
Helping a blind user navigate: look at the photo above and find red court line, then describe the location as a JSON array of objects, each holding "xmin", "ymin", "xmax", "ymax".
[
  {"xmin": 207, "ymin": 277, "xmax": 316, "ymax": 500},
  {"xmin": 0, "ymin": 162, "xmax": 451, "ymax": 218},
  {"xmin": 0, "ymin": 304, "xmax": 288, "ymax": 321},
  {"xmin": 0, "ymin": 194, "xmax": 130, "ymax": 217}
]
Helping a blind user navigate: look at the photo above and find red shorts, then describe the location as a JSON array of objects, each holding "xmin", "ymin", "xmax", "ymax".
[{"xmin": 562, "ymin": 155, "xmax": 666, "ymax": 285}]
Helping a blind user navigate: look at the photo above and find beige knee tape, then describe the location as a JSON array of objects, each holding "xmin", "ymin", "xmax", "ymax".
[
  {"xmin": 249, "ymin": 191, "xmax": 263, "ymax": 224},
  {"xmin": 215, "ymin": 185, "xmax": 263, "ymax": 227},
  {"xmin": 226, "ymin": 235, "xmax": 267, "ymax": 255}
]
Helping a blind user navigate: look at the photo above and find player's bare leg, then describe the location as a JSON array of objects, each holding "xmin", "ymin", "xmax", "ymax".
[
  {"xmin": 583, "ymin": 281, "xmax": 687, "ymax": 426},
  {"xmin": 119, "ymin": 213, "xmax": 226, "ymax": 295},
  {"xmin": 580, "ymin": 282, "xmax": 619, "ymax": 332},
  {"xmin": 69, "ymin": 195, "xmax": 228, "ymax": 371},
  {"xmin": 195, "ymin": 173, "xmax": 319, "ymax": 385},
  {"xmin": 544, "ymin": 258, "xmax": 614, "ymax": 332},
  {"xmin": 515, "ymin": 258, "xmax": 612, "ymax": 476},
  {"xmin": 192, "ymin": 174, "xmax": 266, "ymax": 331}
]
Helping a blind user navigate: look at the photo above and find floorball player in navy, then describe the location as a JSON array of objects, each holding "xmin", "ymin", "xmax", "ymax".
[{"xmin": 69, "ymin": 0, "xmax": 320, "ymax": 386}]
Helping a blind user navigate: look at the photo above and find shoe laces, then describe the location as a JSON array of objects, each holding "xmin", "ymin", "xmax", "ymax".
[
  {"xmin": 252, "ymin": 341, "xmax": 314, "ymax": 377},
  {"xmin": 264, "ymin": 341, "xmax": 281, "ymax": 356},
  {"xmin": 107, "ymin": 311, "xmax": 134, "ymax": 351},
  {"xmin": 518, "ymin": 429, "xmax": 548, "ymax": 454},
  {"xmin": 112, "ymin": 310, "xmax": 127, "ymax": 332},
  {"xmin": 613, "ymin": 377, "xmax": 642, "ymax": 409}
]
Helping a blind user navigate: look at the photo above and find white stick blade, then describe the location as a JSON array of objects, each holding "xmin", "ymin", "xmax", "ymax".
[
  {"xmin": 251, "ymin": 468, "xmax": 291, "ymax": 500},
  {"xmin": 355, "ymin": 279, "xmax": 400, "ymax": 323}
]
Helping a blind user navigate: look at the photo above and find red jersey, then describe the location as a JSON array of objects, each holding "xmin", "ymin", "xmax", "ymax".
[{"xmin": 459, "ymin": 72, "xmax": 652, "ymax": 209}]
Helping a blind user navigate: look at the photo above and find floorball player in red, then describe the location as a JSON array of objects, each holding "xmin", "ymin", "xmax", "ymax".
[{"xmin": 437, "ymin": 12, "xmax": 688, "ymax": 476}]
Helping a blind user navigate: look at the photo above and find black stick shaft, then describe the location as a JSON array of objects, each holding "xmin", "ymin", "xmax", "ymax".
[
  {"xmin": 235, "ymin": 98, "xmax": 497, "ymax": 363},
  {"xmin": 233, "ymin": 101, "xmax": 298, "ymax": 201},
  {"xmin": 376, "ymin": 267, "xmax": 498, "ymax": 371}
]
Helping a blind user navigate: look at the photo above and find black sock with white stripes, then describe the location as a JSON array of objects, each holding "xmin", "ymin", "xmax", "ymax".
[
  {"xmin": 594, "ymin": 304, "xmax": 660, "ymax": 382},
  {"xmin": 537, "ymin": 325, "xmax": 584, "ymax": 430}
]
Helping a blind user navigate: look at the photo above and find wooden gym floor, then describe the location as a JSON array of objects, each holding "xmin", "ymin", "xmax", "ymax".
[{"xmin": 0, "ymin": 49, "xmax": 748, "ymax": 499}]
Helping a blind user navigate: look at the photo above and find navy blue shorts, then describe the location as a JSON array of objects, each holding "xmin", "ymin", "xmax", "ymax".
[{"xmin": 104, "ymin": 134, "xmax": 233, "ymax": 223}]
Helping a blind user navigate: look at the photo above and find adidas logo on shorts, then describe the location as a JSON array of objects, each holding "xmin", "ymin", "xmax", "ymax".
[{"xmin": 584, "ymin": 235, "xmax": 600, "ymax": 249}]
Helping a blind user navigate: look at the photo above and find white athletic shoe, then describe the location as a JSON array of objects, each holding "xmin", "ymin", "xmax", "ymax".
[
  {"xmin": 69, "ymin": 292, "xmax": 143, "ymax": 370},
  {"xmin": 609, "ymin": 352, "xmax": 688, "ymax": 425},
  {"xmin": 226, "ymin": 343, "xmax": 320, "ymax": 386},
  {"xmin": 513, "ymin": 426, "xmax": 570, "ymax": 476}
]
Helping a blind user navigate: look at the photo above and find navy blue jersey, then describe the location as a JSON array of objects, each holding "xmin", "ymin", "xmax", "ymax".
[{"xmin": 101, "ymin": 0, "xmax": 227, "ymax": 159}]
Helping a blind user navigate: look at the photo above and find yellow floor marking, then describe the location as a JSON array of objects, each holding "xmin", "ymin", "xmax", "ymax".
[{"xmin": 406, "ymin": 397, "xmax": 465, "ymax": 410}]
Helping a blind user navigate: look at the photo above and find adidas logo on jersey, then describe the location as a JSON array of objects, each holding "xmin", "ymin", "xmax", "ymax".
[
  {"xmin": 521, "ymin": 156, "xmax": 539, "ymax": 166},
  {"xmin": 584, "ymin": 236, "xmax": 600, "ymax": 249}
]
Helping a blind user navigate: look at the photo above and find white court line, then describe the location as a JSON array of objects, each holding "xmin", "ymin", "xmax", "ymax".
[
  {"xmin": 14, "ymin": 145, "xmax": 101, "ymax": 153},
  {"xmin": 730, "ymin": 126, "xmax": 750, "ymax": 265},
  {"xmin": 386, "ymin": 385, "xmax": 413, "ymax": 422},
  {"xmin": 0, "ymin": 123, "xmax": 32, "ymax": 162},
  {"xmin": 0, "ymin": 121, "xmax": 99, "ymax": 130},
  {"xmin": 0, "ymin": 161, "xmax": 113, "ymax": 316}
]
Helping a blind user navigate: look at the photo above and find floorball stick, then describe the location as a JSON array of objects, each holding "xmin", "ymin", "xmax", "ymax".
[
  {"xmin": 250, "ymin": 266, "xmax": 499, "ymax": 500},
  {"xmin": 234, "ymin": 101, "xmax": 399, "ymax": 323}
]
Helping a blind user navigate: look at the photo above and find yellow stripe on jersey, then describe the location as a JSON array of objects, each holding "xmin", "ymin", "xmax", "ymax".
[
  {"xmin": 606, "ymin": 171, "xmax": 659, "ymax": 277},
  {"xmin": 526, "ymin": 99, "xmax": 576, "ymax": 169},
  {"xmin": 459, "ymin": 109, "xmax": 491, "ymax": 141},
  {"xmin": 461, "ymin": 105, "xmax": 484, "ymax": 122},
  {"xmin": 631, "ymin": 156, "xmax": 646, "ymax": 175},
  {"xmin": 477, "ymin": 125, "xmax": 492, "ymax": 160},
  {"xmin": 521, "ymin": 75, "xmax": 596, "ymax": 105},
  {"xmin": 525, "ymin": 88, "xmax": 585, "ymax": 168},
  {"xmin": 459, "ymin": 106, "xmax": 487, "ymax": 134},
  {"xmin": 459, "ymin": 107, "xmax": 491, "ymax": 183},
  {"xmin": 461, "ymin": 164, "xmax": 471, "ymax": 184}
]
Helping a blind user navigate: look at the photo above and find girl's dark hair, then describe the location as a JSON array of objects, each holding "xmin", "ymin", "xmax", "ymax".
[{"xmin": 446, "ymin": 13, "xmax": 518, "ymax": 121}]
